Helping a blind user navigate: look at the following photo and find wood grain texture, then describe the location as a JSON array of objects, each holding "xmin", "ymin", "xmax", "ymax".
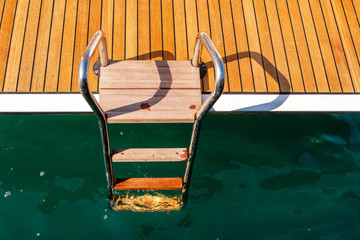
[
  {"xmin": 112, "ymin": 148, "xmax": 187, "ymax": 162},
  {"xmin": 87, "ymin": 0, "xmax": 101, "ymax": 92},
  {"xmin": 44, "ymin": 0, "xmax": 66, "ymax": 92},
  {"xmin": 298, "ymin": 0, "xmax": 329, "ymax": 92},
  {"xmin": 31, "ymin": 0, "xmax": 54, "ymax": 92},
  {"xmin": 231, "ymin": 0, "xmax": 254, "ymax": 92},
  {"xmin": 162, "ymin": 0, "xmax": 175, "ymax": 60},
  {"xmin": 196, "ymin": 0, "xmax": 213, "ymax": 92},
  {"xmin": 173, "ymin": 0, "xmax": 188, "ymax": 60},
  {"xmin": 58, "ymin": 0, "xmax": 78, "ymax": 92},
  {"xmin": 264, "ymin": 0, "xmax": 292, "ymax": 93},
  {"xmin": 3, "ymin": 0, "xmax": 29, "ymax": 92},
  {"xmin": 341, "ymin": 0, "xmax": 360, "ymax": 65},
  {"xmin": 219, "ymin": 0, "xmax": 241, "ymax": 92},
  {"xmin": 70, "ymin": 0, "xmax": 89, "ymax": 92},
  {"xmin": 276, "ymin": 1, "xmax": 305, "ymax": 92},
  {"xmin": 309, "ymin": 0, "xmax": 342, "ymax": 92},
  {"xmin": 115, "ymin": 178, "xmax": 183, "ymax": 190},
  {"xmin": 208, "ymin": 0, "xmax": 230, "ymax": 92},
  {"xmin": 185, "ymin": 0, "xmax": 198, "ymax": 60},
  {"xmin": 242, "ymin": 0, "xmax": 267, "ymax": 92},
  {"xmin": 138, "ymin": 0, "xmax": 150, "ymax": 60},
  {"xmin": 17, "ymin": 0, "xmax": 42, "ymax": 92},
  {"xmin": 113, "ymin": 0, "xmax": 125, "ymax": 60},
  {"xmin": 320, "ymin": 0, "xmax": 354, "ymax": 92},
  {"xmin": 1, "ymin": 0, "xmax": 360, "ymax": 94},
  {"xmin": 353, "ymin": 0, "xmax": 360, "ymax": 23},
  {"xmin": 150, "ymin": 0, "xmax": 162, "ymax": 60},
  {"xmin": 100, "ymin": 89, "xmax": 200, "ymax": 123},
  {"xmin": 0, "ymin": 0, "xmax": 17, "ymax": 91},
  {"xmin": 0, "ymin": 0, "xmax": 5, "ymax": 25},
  {"xmin": 287, "ymin": 0, "xmax": 317, "ymax": 92},
  {"xmin": 331, "ymin": 0, "xmax": 360, "ymax": 91},
  {"xmin": 99, "ymin": 60, "xmax": 201, "ymax": 123},
  {"xmin": 0, "ymin": 1, "xmax": 17, "ymax": 91},
  {"xmin": 102, "ymin": 0, "xmax": 113, "ymax": 59},
  {"xmin": 253, "ymin": 0, "xmax": 279, "ymax": 92},
  {"xmin": 100, "ymin": 61, "xmax": 200, "ymax": 89}
]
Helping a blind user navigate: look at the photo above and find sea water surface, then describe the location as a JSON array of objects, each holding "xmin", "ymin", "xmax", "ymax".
[{"xmin": 0, "ymin": 114, "xmax": 360, "ymax": 239}]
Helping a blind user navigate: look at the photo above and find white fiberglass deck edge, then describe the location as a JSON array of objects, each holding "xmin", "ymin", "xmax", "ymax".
[{"xmin": 0, "ymin": 93, "xmax": 360, "ymax": 113}]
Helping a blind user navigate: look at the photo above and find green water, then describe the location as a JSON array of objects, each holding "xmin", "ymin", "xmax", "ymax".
[{"xmin": 1, "ymin": 114, "xmax": 360, "ymax": 239}]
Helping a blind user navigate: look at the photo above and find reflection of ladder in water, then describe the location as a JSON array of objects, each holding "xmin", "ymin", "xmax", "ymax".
[{"xmin": 79, "ymin": 31, "xmax": 224, "ymax": 209}]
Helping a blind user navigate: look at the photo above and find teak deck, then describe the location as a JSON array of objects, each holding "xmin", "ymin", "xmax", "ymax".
[{"xmin": 0, "ymin": 0, "xmax": 360, "ymax": 94}]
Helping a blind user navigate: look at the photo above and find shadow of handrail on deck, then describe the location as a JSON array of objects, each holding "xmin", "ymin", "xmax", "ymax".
[
  {"xmin": 204, "ymin": 51, "xmax": 291, "ymax": 112},
  {"xmin": 106, "ymin": 51, "xmax": 174, "ymax": 117}
]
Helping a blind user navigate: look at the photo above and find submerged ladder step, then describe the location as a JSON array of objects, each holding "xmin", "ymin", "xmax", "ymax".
[
  {"xmin": 112, "ymin": 148, "xmax": 187, "ymax": 162},
  {"xmin": 115, "ymin": 178, "xmax": 183, "ymax": 190}
]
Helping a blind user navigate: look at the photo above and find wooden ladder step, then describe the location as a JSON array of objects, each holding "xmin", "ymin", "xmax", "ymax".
[
  {"xmin": 99, "ymin": 60, "xmax": 201, "ymax": 123},
  {"xmin": 115, "ymin": 178, "xmax": 183, "ymax": 190},
  {"xmin": 112, "ymin": 148, "xmax": 187, "ymax": 162}
]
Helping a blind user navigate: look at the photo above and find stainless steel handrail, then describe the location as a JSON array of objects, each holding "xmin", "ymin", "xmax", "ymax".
[
  {"xmin": 182, "ymin": 32, "xmax": 225, "ymax": 203},
  {"xmin": 191, "ymin": 32, "xmax": 225, "ymax": 119},
  {"xmin": 78, "ymin": 31, "xmax": 114, "ymax": 201}
]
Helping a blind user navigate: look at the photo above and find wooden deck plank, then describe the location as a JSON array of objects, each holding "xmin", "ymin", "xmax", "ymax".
[
  {"xmin": 319, "ymin": 0, "xmax": 354, "ymax": 92},
  {"xmin": 70, "ymin": 0, "xmax": 89, "ymax": 92},
  {"xmin": 115, "ymin": 178, "xmax": 183, "ymax": 191},
  {"xmin": 196, "ymin": 0, "xmax": 213, "ymax": 92},
  {"xmin": 100, "ymin": 61, "xmax": 200, "ymax": 89},
  {"xmin": 341, "ymin": 0, "xmax": 360, "ymax": 65},
  {"xmin": 1, "ymin": 0, "xmax": 360, "ymax": 95},
  {"xmin": 58, "ymin": 0, "xmax": 78, "ymax": 92},
  {"xmin": 44, "ymin": 0, "xmax": 66, "ymax": 92},
  {"xmin": 242, "ymin": 0, "xmax": 267, "ymax": 92},
  {"xmin": 112, "ymin": 148, "xmax": 187, "ymax": 162},
  {"xmin": 184, "ymin": 0, "xmax": 198, "ymax": 60},
  {"xmin": 353, "ymin": 0, "xmax": 360, "ymax": 23},
  {"xmin": 264, "ymin": 0, "xmax": 292, "ymax": 93},
  {"xmin": 31, "ymin": 0, "xmax": 54, "ymax": 92},
  {"xmin": 162, "ymin": 0, "xmax": 175, "ymax": 60},
  {"xmin": 231, "ymin": 0, "xmax": 254, "ymax": 92},
  {"xmin": 173, "ymin": 0, "xmax": 188, "ymax": 60},
  {"xmin": 87, "ymin": 0, "xmax": 102, "ymax": 92},
  {"xmin": 253, "ymin": 0, "xmax": 280, "ymax": 92},
  {"xmin": 287, "ymin": 0, "xmax": 317, "ymax": 93},
  {"xmin": 298, "ymin": 0, "xmax": 329, "ymax": 92},
  {"xmin": 0, "ymin": 0, "xmax": 5, "ymax": 25},
  {"xmin": 308, "ymin": 0, "xmax": 342, "ymax": 93},
  {"xmin": 208, "ymin": 0, "xmax": 229, "ymax": 92},
  {"xmin": 102, "ymin": 0, "xmax": 113, "ymax": 59},
  {"xmin": 101, "ymin": 89, "xmax": 200, "ymax": 123},
  {"xmin": 99, "ymin": 60, "xmax": 201, "ymax": 123},
  {"xmin": 219, "ymin": 0, "xmax": 241, "ymax": 92},
  {"xmin": 331, "ymin": 0, "xmax": 360, "ymax": 92},
  {"xmin": 3, "ymin": 0, "xmax": 29, "ymax": 92},
  {"xmin": 17, "ymin": 0, "xmax": 42, "ymax": 92},
  {"xmin": 113, "ymin": 0, "xmax": 126, "ymax": 61},
  {"xmin": 150, "ymin": 0, "xmax": 162, "ymax": 60},
  {"xmin": 0, "ymin": 1, "xmax": 17, "ymax": 91},
  {"xmin": 275, "ymin": 1, "xmax": 305, "ymax": 93},
  {"xmin": 138, "ymin": 0, "xmax": 150, "ymax": 60}
]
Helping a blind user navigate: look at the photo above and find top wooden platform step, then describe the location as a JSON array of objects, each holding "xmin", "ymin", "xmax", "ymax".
[{"xmin": 99, "ymin": 60, "xmax": 201, "ymax": 123}]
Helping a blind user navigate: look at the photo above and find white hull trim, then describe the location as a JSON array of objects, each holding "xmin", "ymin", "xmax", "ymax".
[{"xmin": 0, "ymin": 93, "xmax": 360, "ymax": 113}]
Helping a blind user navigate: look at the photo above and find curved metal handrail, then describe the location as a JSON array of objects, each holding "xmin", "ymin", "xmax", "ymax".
[
  {"xmin": 182, "ymin": 32, "xmax": 225, "ymax": 204},
  {"xmin": 78, "ymin": 31, "xmax": 114, "ymax": 201},
  {"xmin": 79, "ymin": 30, "xmax": 108, "ymax": 117},
  {"xmin": 191, "ymin": 32, "xmax": 225, "ymax": 120}
]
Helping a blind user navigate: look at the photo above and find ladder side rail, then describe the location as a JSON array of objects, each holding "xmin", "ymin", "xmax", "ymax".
[
  {"xmin": 78, "ymin": 31, "xmax": 114, "ymax": 201},
  {"xmin": 183, "ymin": 32, "xmax": 225, "ymax": 203}
]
